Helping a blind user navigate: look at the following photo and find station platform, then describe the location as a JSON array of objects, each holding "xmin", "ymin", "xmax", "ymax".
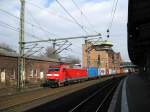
[{"xmin": 108, "ymin": 73, "xmax": 150, "ymax": 112}]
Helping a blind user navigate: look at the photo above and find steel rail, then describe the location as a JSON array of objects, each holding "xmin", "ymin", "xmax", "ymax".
[
  {"xmin": 0, "ymin": 79, "xmax": 105, "ymax": 112},
  {"xmin": 69, "ymin": 80, "xmax": 116, "ymax": 112},
  {"xmin": 96, "ymin": 83, "xmax": 118, "ymax": 112}
]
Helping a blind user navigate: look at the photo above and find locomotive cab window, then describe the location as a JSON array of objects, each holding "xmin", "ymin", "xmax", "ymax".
[{"xmin": 49, "ymin": 68, "xmax": 60, "ymax": 72}]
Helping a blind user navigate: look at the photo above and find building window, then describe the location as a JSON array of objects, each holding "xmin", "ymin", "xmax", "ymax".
[
  {"xmin": 0, "ymin": 68, "xmax": 5, "ymax": 83},
  {"xmin": 34, "ymin": 69, "xmax": 37, "ymax": 77},
  {"xmin": 29, "ymin": 69, "xmax": 33, "ymax": 78},
  {"xmin": 10, "ymin": 69, "xmax": 16, "ymax": 80}
]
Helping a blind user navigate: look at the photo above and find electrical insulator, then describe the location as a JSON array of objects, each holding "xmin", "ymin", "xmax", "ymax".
[
  {"xmin": 107, "ymin": 29, "xmax": 109, "ymax": 33},
  {"xmin": 107, "ymin": 29, "xmax": 110, "ymax": 38},
  {"xmin": 107, "ymin": 35, "xmax": 109, "ymax": 38}
]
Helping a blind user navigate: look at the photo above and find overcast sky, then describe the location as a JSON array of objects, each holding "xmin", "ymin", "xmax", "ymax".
[{"xmin": 0, "ymin": 0, "xmax": 129, "ymax": 61}]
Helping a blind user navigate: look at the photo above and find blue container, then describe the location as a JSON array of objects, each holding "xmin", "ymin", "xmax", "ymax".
[{"xmin": 88, "ymin": 67, "xmax": 98, "ymax": 78}]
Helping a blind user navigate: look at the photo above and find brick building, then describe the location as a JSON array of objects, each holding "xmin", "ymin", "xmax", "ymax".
[
  {"xmin": 82, "ymin": 40, "xmax": 122, "ymax": 74},
  {"xmin": 0, "ymin": 51, "xmax": 61, "ymax": 87}
]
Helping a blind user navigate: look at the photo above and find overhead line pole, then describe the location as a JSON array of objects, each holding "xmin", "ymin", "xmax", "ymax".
[
  {"xmin": 85, "ymin": 39, "xmax": 90, "ymax": 68},
  {"xmin": 18, "ymin": 0, "xmax": 25, "ymax": 90}
]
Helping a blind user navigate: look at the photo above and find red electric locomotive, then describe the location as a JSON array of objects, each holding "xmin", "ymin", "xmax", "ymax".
[{"xmin": 44, "ymin": 64, "xmax": 87, "ymax": 87}]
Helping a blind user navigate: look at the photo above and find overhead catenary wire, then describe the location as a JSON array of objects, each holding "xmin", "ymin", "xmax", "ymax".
[
  {"xmin": 108, "ymin": 0, "xmax": 119, "ymax": 31},
  {"xmin": 53, "ymin": 40, "xmax": 68, "ymax": 54},
  {"xmin": 55, "ymin": 40, "xmax": 82, "ymax": 55},
  {"xmin": 110, "ymin": 0, "xmax": 116, "ymax": 21},
  {"xmin": 0, "ymin": 20, "xmax": 55, "ymax": 57},
  {"xmin": 71, "ymin": 0, "xmax": 98, "ymax": 34},
  {"xmin": 0, "ymin": 11, "xmax": 59, "ymax": 42},
  {"xmin": 26, "ymin": 47, "xmax": 44, "ymax": 57},
  {"xmin": 58, "ymin": 41, "xmax": 82, "ymax": 56},
  {"xmin": 0, "ymin": 7, "xmax": 59, "ymax": 57},
  {"xmin": 0, "ymin": 20, "xmax": 19, "ymax": 32},
  {"xmin": 0, "ymin": 8, "xmax": 59, "ymax": 37},
  {"xmin": 27, "ymin": 10, "xmax": 55, "ymax": 39},
  {"xmin": 0, "ymin": 20, "xmax": 44, "ymax": 40},
  {"xmin": 28, "ymin": 1, "xmax": 99, "ymax": 35},
  {"xmin": 56, "ymin": 43, "xmax": 72, "ymax": 54},
  {"xmin": 0, "ymin": 1, "xmax": 101, "ymax": 60},
  {"xmin": 26, "ymin": 1, "xmax": 74, "ymax": 23},
  {"xmin": 55, "ymin": 0, "xmax": 88, "ymax": 34},
  {"xmin": 0, "ymin": 20, "xmax": 52, "ymax": 56},
  {"xmin": 0, "ymin": 8, "xmax": 19, "ymax": 20}
]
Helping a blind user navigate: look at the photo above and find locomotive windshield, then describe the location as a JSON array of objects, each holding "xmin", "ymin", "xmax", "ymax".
[{"xmin": 49, "ymin": 68, "xmax": 60, "ymax": 72}]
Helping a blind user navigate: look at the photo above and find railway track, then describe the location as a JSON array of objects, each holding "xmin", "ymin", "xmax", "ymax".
[
  {"xmin": 26, "ymin": 77, "xmax": 123, "ymax": 112},
  {"xmin": 0, "ymin": 83, "xmax": 42, "ymax": 97},
  {"xmin": 0, "ymin": 76, "xmax": 123, "ymax": 112},
  {"xmin": 69, "ymin": 78, "xmax": 120, "ymax": 112},
  {"xmin": 0, "ymin": 79, "xmax": 104, "ymax": 112}
]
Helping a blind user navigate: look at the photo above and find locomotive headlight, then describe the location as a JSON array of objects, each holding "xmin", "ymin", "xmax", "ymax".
[
  {"xmin": 54, "ymin": 74, "xmax": 59, "ymax": 76},
  {"xmin": 47, "ymin": 74, "xmax": 52, "ymax": 76}
]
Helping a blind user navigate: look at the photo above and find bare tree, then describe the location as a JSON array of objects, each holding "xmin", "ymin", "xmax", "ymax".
[
  {"xmin": 45, "ymin": 47, "xmax": 59, "ymax": 59},
  {"xmin": 0, "ymin": 43, "xmax": 16, "ymax": 53},
  {"xmin": 61, "ymin": 55, "xmax": 81, "ymax": 64},
  {"xmin": 69, "ymin": 56, "xmax": 81, "ymax": 64}
]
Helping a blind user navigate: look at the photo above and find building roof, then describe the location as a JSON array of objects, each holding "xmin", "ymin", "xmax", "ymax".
[
  {"xmin": 0, "ymin": 45, "xmax": 16, "ymax": 53},
  {"xmin": 93, "ymin": 40, "xmax": 113, "ymax": 46},
  {"xmin": 92, "ymin": 40, "xmax": 113, "ymax": 51},
  {"xmin": 0, "ymin": 50, "xmax": 60, "ymax": 62},
  {"xmin": 120, "ymin": 62, "xmax": 137, "ymax": 68}
]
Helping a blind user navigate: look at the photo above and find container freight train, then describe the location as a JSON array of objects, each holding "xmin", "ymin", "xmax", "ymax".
[{"xmin": 43, "ymin": 65, "xmax": 99, "ymax": 87}]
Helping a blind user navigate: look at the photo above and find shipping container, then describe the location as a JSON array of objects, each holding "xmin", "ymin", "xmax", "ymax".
[
  {"xmin": 109, "ymin": 69, "xmax": 113, "ymax": 75},
  {"xmin": 100, "ymin": 68, "xmax": 106, "ymax": 76},
  {"xmin": 87, "ymin": 67, "xmax": 98, "ymax": 78},
  {"xmin": 98, "ymin": 68, "xmax": 101, "ymax": 76},
  {"xmin": 106, "ymin": 69, "xmax": 109, "ymax": 75},
  {"xmin": 112, "ymin": 70, "xmax": 116, "ymax": 74}
]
